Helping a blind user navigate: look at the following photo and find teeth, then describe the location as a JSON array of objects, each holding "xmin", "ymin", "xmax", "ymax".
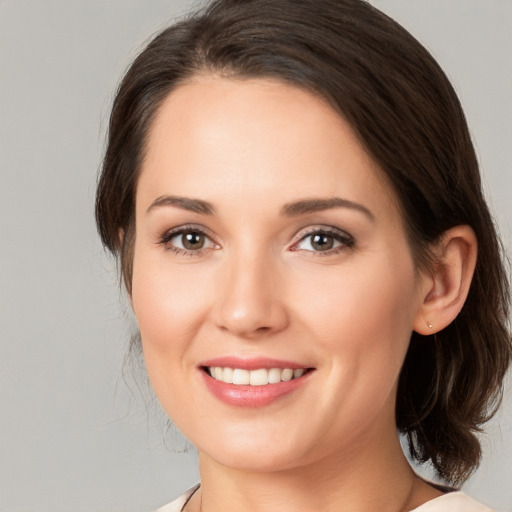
[
  {"xmin": 281, "ymin": 368, "xmax": 293, "ymax": 381},
  {"xmin": 232, "ymin": 368, "xmax": 250, "ymax": 385},
  {"xmin": 208, "ymin": 367, "xmax": 307, "ymax": 385},
  {"xmin": 249, "ymin": 368, "xmax": 268, "ymax": 386},
  {"xmin": 222, "ymin": 367, "xmax": 234, "ymax": 384},
  {"xmin": 268, "ymin": 368, "xmax": 282, "ymax": 384}
]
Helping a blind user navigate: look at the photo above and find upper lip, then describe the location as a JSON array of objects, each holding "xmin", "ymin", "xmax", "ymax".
[{"xmin": 199, "ymin": 356, "xmax": 311, "ymax": 370}]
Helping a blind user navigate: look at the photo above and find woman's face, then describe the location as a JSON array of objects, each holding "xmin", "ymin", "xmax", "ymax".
[{"xmin": 131, "ymin": 77, "xmax": 429, "ymax": 471}]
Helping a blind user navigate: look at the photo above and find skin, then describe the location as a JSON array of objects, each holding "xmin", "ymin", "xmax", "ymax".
[{"xmin": 131, "ymin": 76, "xmax": 476, "ymax": 512}]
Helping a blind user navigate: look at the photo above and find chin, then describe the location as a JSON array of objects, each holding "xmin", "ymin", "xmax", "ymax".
[
  {"xmin": 206, "ymin": 446, "xmax": 303, "ymax": 473},
  {"xmin": 194, "ymin": 426, "xmax": 322, "ymax": 474}
]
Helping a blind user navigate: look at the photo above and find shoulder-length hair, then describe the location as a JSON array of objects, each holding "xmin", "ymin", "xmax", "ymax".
[{"xmin": 95, "ymin": 0, "xmax": 511, "ymax": 485}]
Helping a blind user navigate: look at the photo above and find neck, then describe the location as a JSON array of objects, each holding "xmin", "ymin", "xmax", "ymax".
[{"xmin": 191, "ymin": 429, "xmax": 437, "ymax": 512}]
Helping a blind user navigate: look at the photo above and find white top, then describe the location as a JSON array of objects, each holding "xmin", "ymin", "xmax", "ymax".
[{"xmin": 156, "ymin": 486, "xmax": 494, "ymax": 512}]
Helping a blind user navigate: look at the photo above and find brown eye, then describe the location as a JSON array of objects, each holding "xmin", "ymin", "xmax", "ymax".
[
  {"xmin": 292, "ymin": 228, "xmax": 354, "ymax": 254},
  {"xmin": 162, "ymin": 228, "xmax": 217, "ymax": 254},
  {"xmin": 181, "ymin": 231, "xmax": 205, "ymax": 250},
  {"xmin": 310, "ymin": 233, "xmax": 334, "ymax": 251}
]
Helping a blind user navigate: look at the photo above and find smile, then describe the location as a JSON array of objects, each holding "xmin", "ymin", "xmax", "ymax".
[
  {"xmin": 200, "ymin": 359, "xmax": 314, "ymax": 407},
  {"xmin": 207, "ymin": 367, "xmax": 306, "ymax": 386}
]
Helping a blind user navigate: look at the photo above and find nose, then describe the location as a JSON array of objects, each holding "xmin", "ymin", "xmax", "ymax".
[{"xmin": 212, "ymin": 251, "xmax": 289, "ymax": 339}]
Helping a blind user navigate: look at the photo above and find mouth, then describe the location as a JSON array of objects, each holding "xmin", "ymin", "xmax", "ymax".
[
  {"xmin": 204, "ymin": 366, "xmax": 310, "ymax": 386},
  {"xmin": 199, "ymin": 358, "xmax": 315, "ymax": 407}
]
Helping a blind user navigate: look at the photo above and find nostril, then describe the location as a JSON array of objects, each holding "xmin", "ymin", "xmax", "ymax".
[{"xmin": 212, "ymin": 277, "xmax": 289, "ymax": 337}]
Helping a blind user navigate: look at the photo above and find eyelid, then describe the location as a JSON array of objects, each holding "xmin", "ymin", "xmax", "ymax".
[
  {"xmin": 289, "ymin": 225, "xmax": 355, "ymax": 253},
  {"xmin": 156, "ymin": 223, "xmax": 353, "ymax": 256},
  {"xmin": 157, "ymin": 224, "xmax": 220, "ymax": 253}
]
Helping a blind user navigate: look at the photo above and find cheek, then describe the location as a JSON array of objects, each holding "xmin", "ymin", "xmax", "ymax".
[
  {"xmin": 295, "ymin": 252, "xmax": 419, "ymax": 369},
  {"xmin": 130, "ymin": 253, "xmax": 213, "ymax": 417},
  {"xmin": 131, "ymin": 248, "xmax": 211, "ymax": 361},
  {"xmin": 302, "ymin": 258, "xmax": 419, "ymax": 430}
]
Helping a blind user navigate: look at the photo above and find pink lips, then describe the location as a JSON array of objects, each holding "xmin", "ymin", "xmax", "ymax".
[
  {"xmin": 201, "ymin": 356, "xmax": 308, "ymax": 370},
  {"xmin": 199, "ymin": 357, "xmax": 313, "ymax": 408}
]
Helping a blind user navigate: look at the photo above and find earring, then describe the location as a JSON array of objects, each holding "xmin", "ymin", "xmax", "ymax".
[{"xmin": 426, "ymin": 321, "xmax": 433, "ymax": 329}]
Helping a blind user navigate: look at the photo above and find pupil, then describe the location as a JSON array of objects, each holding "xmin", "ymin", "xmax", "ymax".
[
  {"xmin": 312, "ymin": 234, "xmax": 333, "ymax": 251},
  {"xmin": 183, "ymin": 232, "xmax": 204, "ymax": 250}
]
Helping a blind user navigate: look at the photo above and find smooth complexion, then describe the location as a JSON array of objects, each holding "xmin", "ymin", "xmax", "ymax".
[{"xmin": 131, "ymin": 77, "xmax": 476, "ymax": 512}]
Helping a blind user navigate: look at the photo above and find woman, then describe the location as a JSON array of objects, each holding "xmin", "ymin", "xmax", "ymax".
[{"xmin": 95, "ymin": 0, "xmax": 511, "ymax": 510}]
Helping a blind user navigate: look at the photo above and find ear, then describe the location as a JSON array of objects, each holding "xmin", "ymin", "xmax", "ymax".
[{"xmin": 413, "ymin": 225, "xmax": 477, "ymax": 335}]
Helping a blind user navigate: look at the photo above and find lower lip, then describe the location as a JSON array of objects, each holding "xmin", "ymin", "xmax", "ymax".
[{"xmin": 200, "ymin": 370, "xmax": 312, "ymax": 408}]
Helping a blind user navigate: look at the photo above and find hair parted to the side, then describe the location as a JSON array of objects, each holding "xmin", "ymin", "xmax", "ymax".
[{"xmin": 95, "ymin": 0, "xmax": 511, "ymax": 486}]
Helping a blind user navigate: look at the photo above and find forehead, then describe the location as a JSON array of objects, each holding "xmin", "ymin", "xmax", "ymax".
[{"xmin": 138, "ymin": 76, "xmax": 398, "ymax": 219}]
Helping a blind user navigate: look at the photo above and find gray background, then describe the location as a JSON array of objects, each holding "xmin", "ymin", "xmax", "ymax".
[{"xmin": 0, "ymin": 1, "xmax": 510, "ymax": 511}]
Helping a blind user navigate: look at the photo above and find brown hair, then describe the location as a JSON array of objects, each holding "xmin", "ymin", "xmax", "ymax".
[{"xmin": 95, "ymin": 0, "xmax": 511, "ymax": 485}]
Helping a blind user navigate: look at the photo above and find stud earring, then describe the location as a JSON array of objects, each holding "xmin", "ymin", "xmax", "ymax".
[{"xmin": 426, "ymin": 321, "xmax": 433, "ymax": 329}]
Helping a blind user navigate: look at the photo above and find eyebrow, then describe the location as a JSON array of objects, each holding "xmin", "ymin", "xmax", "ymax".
[
  {"xmin": 281, "ymin": 197, "xmax": 375, "ymax": 222},
  {"xmin": 146, "ymin": 195, "xmax": 215, "ymax": 215},
  {"xmin": 146, "ymin": 194, "xmax": 374, "ymax": 221}
]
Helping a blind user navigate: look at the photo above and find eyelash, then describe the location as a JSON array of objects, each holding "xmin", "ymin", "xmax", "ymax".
[
  {"xmin": 158, "ymin": 224, "xmax": 218, "ymax": 256},
  {"xmin": 290, "ymin": 226, "xmax": 355, "ymax": 257},
  {"xmin": 157, "ymin": 225, "xmax": 355, "ymax": 257}
]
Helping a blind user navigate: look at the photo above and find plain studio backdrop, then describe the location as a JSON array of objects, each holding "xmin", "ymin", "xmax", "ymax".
[{"xmin": 0, "ymin": 1, "xmax": 511, "ymax": 511}]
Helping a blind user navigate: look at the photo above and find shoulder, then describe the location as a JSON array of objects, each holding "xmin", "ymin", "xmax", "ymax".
[
  {"xmin": 155, "ymin": 485, "xmax": 200, "ymax": 512},
  {"xmin": 154, "ymin": 487, "xmax": 494, "ymax": 512},
  {"xmin": 411, "ymin": 492, "xmax": 494, "ymax": 512}
]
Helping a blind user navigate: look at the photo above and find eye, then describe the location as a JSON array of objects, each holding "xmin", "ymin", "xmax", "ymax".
[
  {"xmin": 291, "ymin": 227, "xmax": 354, "ymax": 254},
  {"xmin": 172, "ymin": 230, "xmax": 208, "ymax": 250},
  {"xmin": 159, "ymin": 226, "xmax": 218, "ymax": 254}
]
